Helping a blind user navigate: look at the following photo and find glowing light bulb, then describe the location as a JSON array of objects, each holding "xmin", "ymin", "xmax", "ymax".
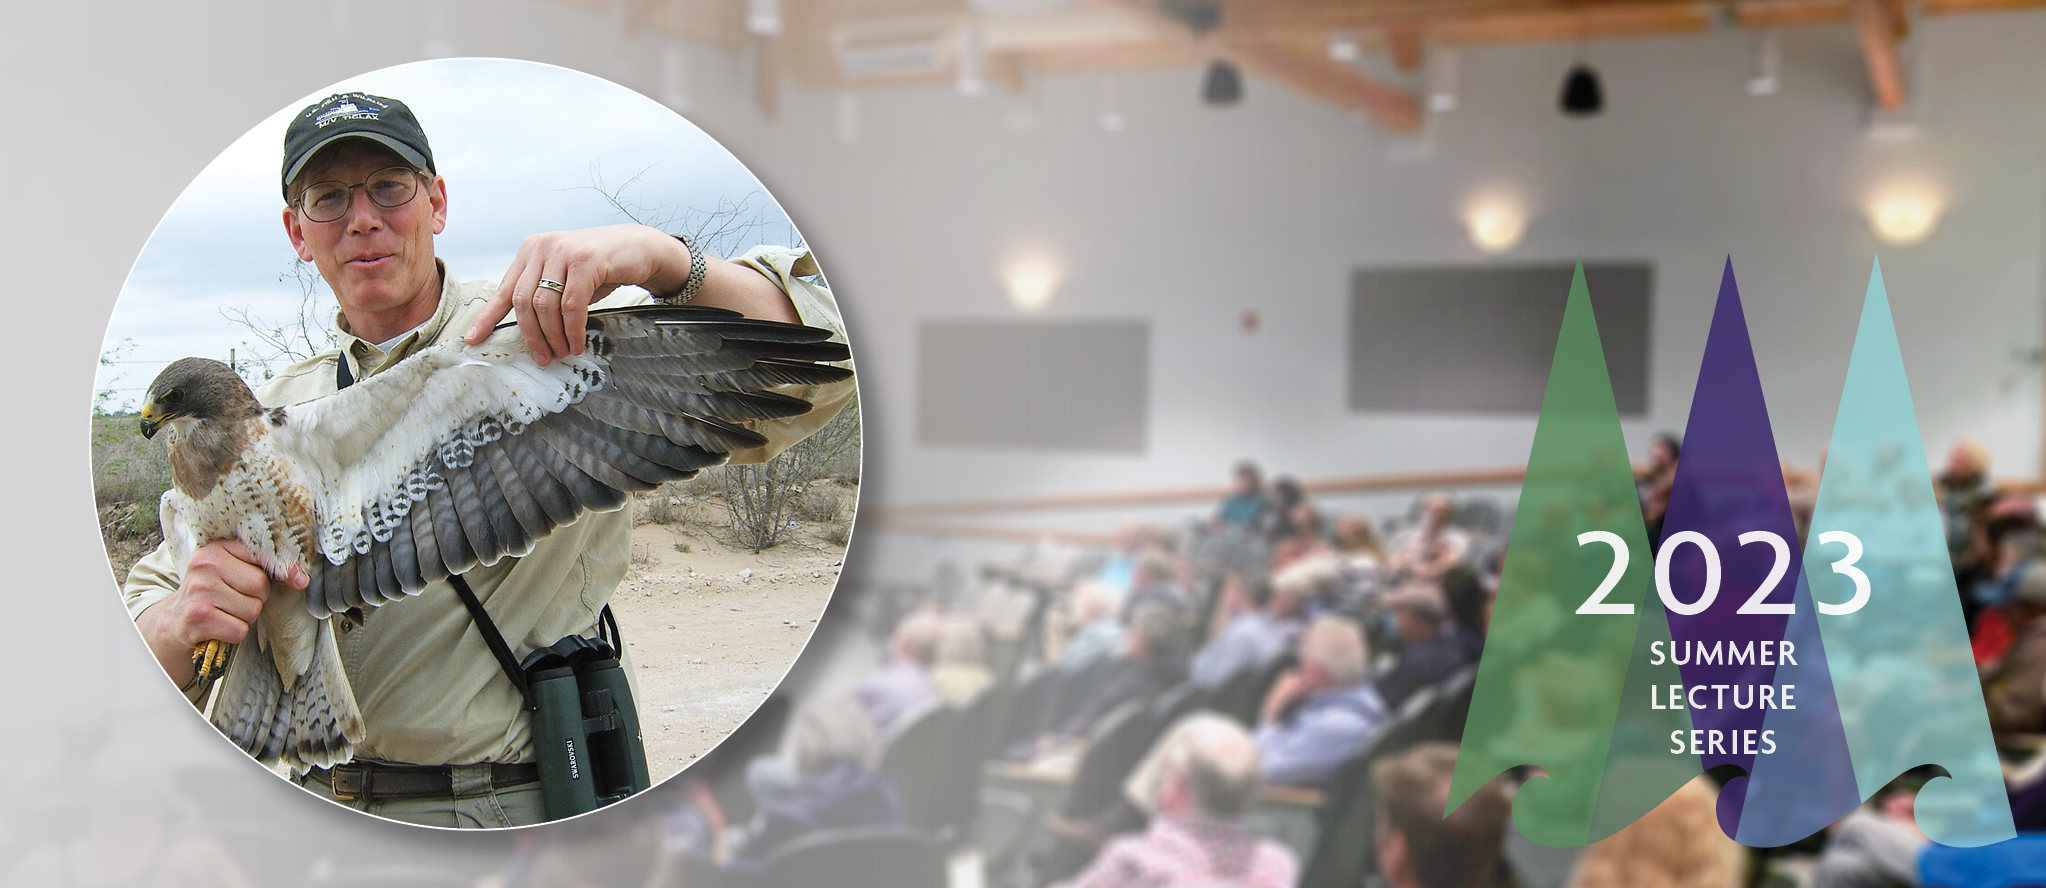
[
  {"xmin": 1463, "ymin": 198, "xmax": 1528, "ymax": 255},
  {"xmin": 1003, "ymin": 252, "xmax": 1061, "ymax": 311},
  {"xmin": 1863, "ymin": 185, "xmax": 1943, "ymax": 247}
]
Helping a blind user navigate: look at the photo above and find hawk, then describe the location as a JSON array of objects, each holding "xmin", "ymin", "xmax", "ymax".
[{"xmin": 137, "ymin": 304, "xmax": 851, "ymax": 774}]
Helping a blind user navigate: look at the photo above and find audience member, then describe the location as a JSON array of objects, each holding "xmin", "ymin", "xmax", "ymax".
[
  {"xmin": 1122, "ymin": 553, "xmax": 1190, "ymax": 622},
  {"xmin": 1636, "ymin": 433, "xmax": 1681, "ymax": 549},
  {"xmin": 1334, "ymin": 514, "xmax": 1390, "ymax": 607},
  {"xmin": 1566, "ymin": 775, "xmax": 1744, "ymax": 888},
  {"xmin": 1374, "ymin": 584, "xmax": 1476, "ymax": 710},
  {"xmin": 1054, "ymin": 601, "xmax": 1186, "ymax": 740},
  {"xmin": 1441, "ymin": 565, "xmax": 1492, "ymax": 648},
  {"xmin": 1071, "ymin": 716, "xmax": 1298, "ymax": 888},
  {"xmin": 1388, "ymin": 493, "xmax": 1471, "ymax": 582},
  {"xmin": 852, "ymin": 611, "xmax": 943, "ymax": 741},
  {"xmin": 1810, "ymin": 777, "xmax": 1929, "ymax": 888},
  {"xmin": 1271, "ymin": 504, "xmax": 1334, "ymax": 574},
  {"xmin": 1972, "ymin": 495, "xmax": 2042, "ymax": 613},
  {"xmin": 931, "ymin": 615, "xmax": 994, "ymax": 705},
  {"xmin": 1374, "ymin": 743, "xmax": 1514, "ymax": 888},
  {"xmin": 1215, "ymin": 460, "xmax": 1269, "ymax": 530},
  {"xmin": 733, "ymin": 696, "xmax": 901, "ymax": 866},
  {"xmin": 1062, "ymin": 581, "xmax": 1130, "ymax": 672},
  {"xmin": 1256, "ymin": 476, "xmax": 1306, "ymax": 543},
  {"xmin": 1939, "ymin": 440, "xmax": 1996, "ymax": 599},
  {"xmin": 1190, "ymin": 570, "xmax": 1303, "ymax": 689},
  {"xmin": 1981, "ymin": 566, "xmax": 2046, "ymax": 732},
  {"xmin": 1256, "ymin": 615, "xmax": 1387, "ymax": 788}
]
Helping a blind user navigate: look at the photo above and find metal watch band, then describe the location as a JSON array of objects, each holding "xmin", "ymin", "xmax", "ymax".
[{"xmin": 674, "ymin": 233, "xmax": 708, "ymax": 304}]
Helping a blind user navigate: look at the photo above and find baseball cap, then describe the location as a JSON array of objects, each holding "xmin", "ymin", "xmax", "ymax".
[{"xmin": 281, "ymin": 92, "xmax": 435, "ymax": 199}]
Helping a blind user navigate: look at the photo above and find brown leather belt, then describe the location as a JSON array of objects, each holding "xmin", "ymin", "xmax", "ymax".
[{"xmin": 307, "ymin": 761, "xmax": 541, "ymax": 802}]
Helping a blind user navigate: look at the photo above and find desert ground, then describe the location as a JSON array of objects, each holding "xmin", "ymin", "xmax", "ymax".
[{"xmin": 610, "ymin": 509, "xmax": 843, "ymax": 783}]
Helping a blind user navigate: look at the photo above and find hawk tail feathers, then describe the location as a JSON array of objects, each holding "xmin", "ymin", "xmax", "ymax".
[{"xmin": 210, "ymin": 621, "xmax": 362, "ymax": 775}]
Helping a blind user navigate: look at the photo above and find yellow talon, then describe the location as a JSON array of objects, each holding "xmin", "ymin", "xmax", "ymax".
[{"xmin": 192, "ymin": 640, "xmax": 231, "ymax": 682}]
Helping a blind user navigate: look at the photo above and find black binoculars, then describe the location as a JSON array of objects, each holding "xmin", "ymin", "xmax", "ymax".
[{"xmin": 521, "ymin": 635, "xmax": 652, "ymax": 820}]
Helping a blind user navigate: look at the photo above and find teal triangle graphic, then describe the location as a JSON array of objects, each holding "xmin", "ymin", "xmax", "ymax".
[{"xmin": 1804, "ymin": 259, "xmax": 2014, "ymax": 847}]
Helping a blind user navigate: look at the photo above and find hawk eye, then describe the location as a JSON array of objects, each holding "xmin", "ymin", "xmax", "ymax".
[{"xmin": 163, "ymin": 389, "xmax": 184, "ymax": 406}]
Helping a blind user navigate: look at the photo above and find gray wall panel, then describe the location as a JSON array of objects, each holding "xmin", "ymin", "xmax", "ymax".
[{"xmin": 1350, "ymin": 263, "xmax": 1652, "ymax": 415}]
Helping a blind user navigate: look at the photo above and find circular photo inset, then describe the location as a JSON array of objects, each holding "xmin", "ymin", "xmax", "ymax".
[{"xmin": 92, "ymin": 59, "xmax": 859, "ymax": 829}]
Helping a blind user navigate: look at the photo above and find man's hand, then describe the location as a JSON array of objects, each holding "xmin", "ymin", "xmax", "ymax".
[
  {"xmin": 1259, "ymin": 668, "xmax": 1313, "ymax": 727},
  {"xmin": 466, "ymin": 223, "xmax": 798, "ymax": 366},
  {"xmin": 137, "ymin": 540, "xmax": 307, "ymax": 688}
]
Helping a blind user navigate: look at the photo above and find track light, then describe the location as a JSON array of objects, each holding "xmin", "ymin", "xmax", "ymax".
[
  {"xmin": 1559, "ymin": 64, "xmax": 1603, "ymax": 116},
  {"xmin": 1203, "ymin": 59, "xmax": 1243, "ymax": 106}
]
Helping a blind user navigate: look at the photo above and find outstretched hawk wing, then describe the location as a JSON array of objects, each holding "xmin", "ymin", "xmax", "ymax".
[{"xmin": 265, "ymin": 304, "xmax": 851, "ymax": 618}]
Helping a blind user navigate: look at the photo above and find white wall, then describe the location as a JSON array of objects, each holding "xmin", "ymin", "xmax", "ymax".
[{"xmin": 677, "ymin": 14, "xmax": 2045, "ymax": 524}]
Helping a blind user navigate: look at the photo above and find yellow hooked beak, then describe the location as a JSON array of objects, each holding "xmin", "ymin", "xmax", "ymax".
[{"xmin": 139, "ymin": 401, "xmax": 168, "ymax": 439}]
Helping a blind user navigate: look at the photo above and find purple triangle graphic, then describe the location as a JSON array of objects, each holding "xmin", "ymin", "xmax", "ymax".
[{"xmin": 1656, "ymin": 259, "xmax": 1836, "ymax": 838}]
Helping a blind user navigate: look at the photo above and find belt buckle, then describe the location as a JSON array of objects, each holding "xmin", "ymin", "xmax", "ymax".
[{"xmin": 329, "ymin": 764, "xmax": 371, "ymax": 801}]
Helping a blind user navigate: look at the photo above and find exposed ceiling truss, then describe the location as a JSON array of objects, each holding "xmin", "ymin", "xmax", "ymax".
[{"xmin": 558, "ymin": 0, "xmax": 2044, "ymax": 126}]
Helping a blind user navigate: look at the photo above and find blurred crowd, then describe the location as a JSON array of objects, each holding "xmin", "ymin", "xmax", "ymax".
[{"xmin": 618, "ymin": 448, "xmax": 2044, "ymax": 888}]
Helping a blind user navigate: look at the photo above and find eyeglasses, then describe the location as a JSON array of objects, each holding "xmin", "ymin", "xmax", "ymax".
[{"xmin": 294, "ymin": 167, "xmax": 425, "ymax": 223}]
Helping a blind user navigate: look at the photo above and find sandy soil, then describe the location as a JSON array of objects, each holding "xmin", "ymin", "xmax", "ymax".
[{"xmin": 609, "ymin": 513, "xmax": 844, "ymax": 785}]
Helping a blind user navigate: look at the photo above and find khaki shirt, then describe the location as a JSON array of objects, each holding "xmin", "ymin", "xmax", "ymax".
[{"xmin": 124, "ymin": 245, "xmax": 853, "ymax": 766}]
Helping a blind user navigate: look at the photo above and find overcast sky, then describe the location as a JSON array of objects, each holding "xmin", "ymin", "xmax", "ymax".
[{"xmin": 98, "ymin": 58, "xmax": 798, "ymax": 411}]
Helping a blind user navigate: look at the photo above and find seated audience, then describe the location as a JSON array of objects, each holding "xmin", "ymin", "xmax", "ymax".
[
  {"xmin": 1388, "ymin": 493, "xmax": 1471, "ymax": 582},
  {"xmin": 1072, "ymin": 715, "xmax": 1298, "ymax": 888},
  {"xmin": 852, "ymin": 611, "xmax": 943, "ymax": 741},
  {"xmin": 1441, "ymin": 565, "xmax": 1492, "ymax": 652},
  {"xmin": 1981, "ymin": 566, "xmax": 2046, "ymax": 732},
  {"xmin": 695, "ymin": 695, "xmax": 896, "ymax": 867},
  {"xmin": 1061, "ymin": 581, "xmax": 1129, "ymax": 672},
  {"xmin": 1636, "ymin": 433, "xmax": 1681, "ymax": 549},
  {"xmin": 1255, "ymin": 476, "xmax": 1306, "ymax": 543},
  {"xmin": 1256, "ymin": 615, "xmax": 1387, "ymax": 788},
  {"xmin": 1810, "ymin": 777, "xmax": 1929, "ymax": 888},
  {"xmin": 931, "ymin": 615, "xmax": 994, "ymax": 705},
  {"xmin": 1054, "ymin": 601, "xmax": 1186, "ymax": 740},
  {"xmin": 1973, "ymin": 495, "xmax": 2042, "ymax": 612},
  {"xmin": 1374, "ymin": 584, "xmax": 1476, "ymax": 710},
  {"xmin": 1938, "ymin": 440, "xmax": 1995, "ymax": 603},
  {"xmin": 1215, "ymin": 460, "xmax": 1269, "ymax": 531},
  {"xmin": 1566, "ymin": 775, "xmax": 1744, "ymax": 888},
  {"xmin": 1190, "ymin": 570, "xmax": 1303, "ymax": 689},
  {"xmin": 1121, "ymin": 553, "xmax": 1190, "ymax": 623},
  {"xmin": 1270, "ymin": 504, "xmax": 1334, "ymax": 574},
  {"xmin": 1374, "ymin": 743, "xmax": 1514, "ymax": 888},
  {"xmin": 1334, "ymin": 514, "xmax": 1390, "ymax": 607}
]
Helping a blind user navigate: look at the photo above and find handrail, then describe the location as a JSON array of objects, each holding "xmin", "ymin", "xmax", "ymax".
[
  {"xmin": 873, "ymin": 466, "xmax": 1531, "ymax": 520},
  {"xmin": 864, "ymin": 465, "xmax": 2045, "ymax": 542}
]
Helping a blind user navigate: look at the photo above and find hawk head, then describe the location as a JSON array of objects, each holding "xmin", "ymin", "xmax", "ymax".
[{"xmin": 140, "ymin": 358, "xmax": 261, "ymax": 441}]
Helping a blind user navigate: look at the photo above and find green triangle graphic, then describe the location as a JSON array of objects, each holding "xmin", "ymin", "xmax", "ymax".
[{"xmin": 1449, "ymin": 264, "xmax": 1690, "ymax": 846}]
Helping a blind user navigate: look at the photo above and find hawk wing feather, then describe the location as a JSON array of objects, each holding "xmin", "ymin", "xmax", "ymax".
[{"xmin": 276, "ymin": 304, "xmax": 850, "ymax": 619}]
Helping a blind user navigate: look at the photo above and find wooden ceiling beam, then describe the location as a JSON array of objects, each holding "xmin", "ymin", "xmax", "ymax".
[
  {"xmin": 1387, "ymin": 24, "xmax": 1426, "ymax": 71},
  {"xmin": 1850, "ymin": 0, "xmax": 1907, "ymax": 109},
  {"xmin": 1219, "ymin": 33, "xmax": 1423, "ymax": 130}
]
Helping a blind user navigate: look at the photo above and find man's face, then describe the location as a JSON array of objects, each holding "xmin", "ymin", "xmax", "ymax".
[{"xmin": 282, "ymin": 140, "xmax": 447, "ymax": 327}]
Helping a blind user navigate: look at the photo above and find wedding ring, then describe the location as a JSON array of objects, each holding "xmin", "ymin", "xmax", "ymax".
[{"xmin": 536, "ymin": 278, "xmax": 567, "ymax": 294}]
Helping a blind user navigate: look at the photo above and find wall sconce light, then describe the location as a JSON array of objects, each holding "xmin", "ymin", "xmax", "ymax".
[
  {"xmin": 1003, "ymin": 251, "xmax": 1062, "ymax": 311},
  {"xmin": 1463, "ymin": 197, "xmax": 1528, "ymax": 254},
  {"xmin": 1863, "ymin": 183, "xmax": 1943, "ymax": 247}
]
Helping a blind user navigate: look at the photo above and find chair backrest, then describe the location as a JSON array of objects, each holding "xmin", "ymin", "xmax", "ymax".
[
  {"xmin": 756, "ymin": 824, "xmax": 946, "ymax": 888},
  {"xmin": 1297, "ymin": 666, "xmax": 1479, "ymax": 888},
  {"xmin": 1048, "ymin": 655, "xmax": 1121, "ymax": 730},
  {"xmin": 1061, "ymin": 699, "xmax": 1162, "ymax": 818},
  {"xmin": 877, "ymin": 703, "xmax": 959, "ymax": 832},
  {"xmin": 1215, "ymin": 651, "xmax": 1296, "ymax": 725},
  {"xmin": 1151, "ymin": 680, "xmax": 1209, "ymax": 731},
  {"xmin": 938, "ymin": 682, "xmax": 1013, "ymax": 835},
  {"xmin": 1000, "ymin": 667, "xmax": 1061, "ymax": 749}
]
